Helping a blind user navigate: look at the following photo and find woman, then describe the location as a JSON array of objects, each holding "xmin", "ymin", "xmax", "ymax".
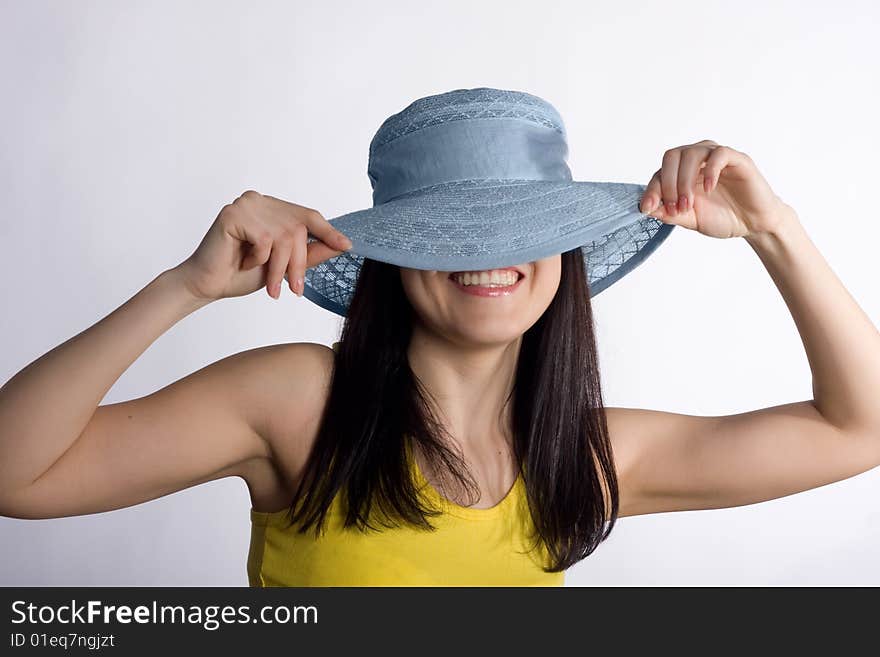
[{"xmin": 1, "ymin": 88, "xmax": 878, "ymax": 587}]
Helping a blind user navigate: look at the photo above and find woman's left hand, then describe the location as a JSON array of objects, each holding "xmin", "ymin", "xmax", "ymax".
[{"xmin": 639, "ymin": 140, "xmax": 791, "ymax": 239}]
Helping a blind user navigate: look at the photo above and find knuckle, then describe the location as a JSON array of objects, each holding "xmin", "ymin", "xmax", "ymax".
[
  {"xmin": 682, "ymin": 145, "xmax": 701, "ymax": 159},
  {"xmin": 241, "ymin": 189, "xmax": 262, "ymax": 201},
  {"xmin": 256, "ymin": 231, "xmax": 273, "ymax": 248},
  {"xmin": 274, "ymin": 232, "xmax": 294, "ymax": 248},
  {"xmin": 280, "ymin": 220, "xmax": 306, "ymax": 237},
  {"xmin": 218, "ymin": 203, "xmax": 237, "ymax": 221},
  {"xmin": 303, "ymin": 207, "xmax": 324, "ymax": 222}
]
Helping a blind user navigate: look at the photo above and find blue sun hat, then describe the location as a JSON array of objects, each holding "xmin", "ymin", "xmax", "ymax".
[{"xmin": 292, "ymin": 86, "xmax": 673, "ymax": 317}]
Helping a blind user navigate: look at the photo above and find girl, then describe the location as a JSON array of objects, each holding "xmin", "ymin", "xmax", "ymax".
[{"xmin": 2, "ymin": 91, "xmax": 878, "ymax": 586}]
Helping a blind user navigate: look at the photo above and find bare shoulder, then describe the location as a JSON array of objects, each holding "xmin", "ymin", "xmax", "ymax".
[
  {"xmin": 250, "ymin": 341, "xmax": 335, "ymax": 454},
  {"xmin": 236, "ymin": 341, "xmax": 336, "ymax": 509},
  {"xmin": 253, "ymin": 340, "xmax": 335, "ymax": 402}
]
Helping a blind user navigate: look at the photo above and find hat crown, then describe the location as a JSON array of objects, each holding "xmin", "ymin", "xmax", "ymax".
[
  {"xmin": 369, "ymin": 87, "xmax": 567, "ymax": 155},
  {"xmin": 366, "ymin": 87, "xmax": 572, "ymax": 205}
]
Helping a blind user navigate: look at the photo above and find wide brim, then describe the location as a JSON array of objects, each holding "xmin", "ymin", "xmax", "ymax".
[{"xmin": 292, "ymin": 178, "xmax": 674, "ymax": 317}]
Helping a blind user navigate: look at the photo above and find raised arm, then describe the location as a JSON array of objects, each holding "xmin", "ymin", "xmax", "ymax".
[
  {"xmin": 0, "ymin": 190, "xmax": 352, "ymax": 519},
  {"xmin": 612, "ymin": 142, "xmax": 880, "ymax": 518}
]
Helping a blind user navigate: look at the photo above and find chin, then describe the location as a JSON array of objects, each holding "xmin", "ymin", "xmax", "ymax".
[{"xmin": 447, "ymin": 323, "xmax": 526, "ymax": 347}]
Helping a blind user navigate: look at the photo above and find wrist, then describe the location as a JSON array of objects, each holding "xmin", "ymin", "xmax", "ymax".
[
  {"xmin": 160, "ymin": 265, "xmax": 216, "ymax": 312},
  {"xmin": 743, "ymin": 201, "xmax": 802, "ymax": 253}
]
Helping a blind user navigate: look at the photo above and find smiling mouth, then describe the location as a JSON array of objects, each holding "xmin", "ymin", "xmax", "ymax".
[
  {"xmin": 447, "ymin": 269, "xmax": 525, "ymax": 296},
  {"xmin": 448, "ymin": 271, "xmax": 524, "ymax": 286},
  {"xmin": 447, "ymin": 267, "xmax": 526, "ymax": 281}
]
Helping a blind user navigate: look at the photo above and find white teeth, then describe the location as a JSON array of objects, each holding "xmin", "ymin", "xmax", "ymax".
[{"xmin": 452, "ymin": 270, "xmax": 519, "ymax": 287}]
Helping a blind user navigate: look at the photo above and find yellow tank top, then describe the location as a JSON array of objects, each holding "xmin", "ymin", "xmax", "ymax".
[{"xmin": 247, "ymin": 441, "xmax": 565, "ymax": 586}]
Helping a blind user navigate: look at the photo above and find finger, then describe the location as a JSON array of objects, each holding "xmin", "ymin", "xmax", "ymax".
[
  {"xmin": 640, "ymin": 168, "xmax": 663, "ymax": 215},
  {"xmin": 305, "ymin": 240, "xmax": 348, "ymax": 270},
  {"xmin": 259, "ymin": 195, "xmax": 353, "ymax": 249},
  {"xmin": 281, "ymin": 239, "xmax": 349, "ymax": 286},
  {"xmin": 660, "ymin": 148, "xmax": 682, "ymax": 216},
  {"xmin": 677, "ymin": 144, "xmax": 713, "ymax": 213},
  {"xmin": 222, "ymin": 204, "xmax": 272, "ymax": 268},
  {"xmin": 262, "ymin": 196, "xmax": 353, "ymax": 251},
  {"xmin": 702, "ymin": 145, "xmax": 735, "ymax": 194},
  {"xmin": 265, "ymin": 234, "xmax": 293, "ymax": 299},
  {"xmin": 239, "ymin": 228, "xmax": 273, "ymax": 271},
  {"xmin": 286, "ymin": 223, "xmax": 308, "ymax": 297},
  {"xmin": 299, "ymin": 207, "xmax": 353, "ymax": 252},
  {"xmin": 281, "ymin": 237, "xmax": 350, "ymax": 284}
]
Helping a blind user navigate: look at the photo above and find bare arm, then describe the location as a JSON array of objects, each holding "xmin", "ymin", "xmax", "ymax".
[
  {"xmin": 0, "ymin": 264, "xmax": 302, "ymax": 519},
  {"xmin": 2, "ymin": 339, "xmax": 330, "ymax": 520},
  {"xmin": 0, "ymin": 267, "xmax": 214, "ymax": 497},
  {"xmin": 0, "ymin": 191, "xmax": 353, "ymax": 520},
  {"xmin": 613, "ymin": 205, "xmax": 880, "ymax": 518}
]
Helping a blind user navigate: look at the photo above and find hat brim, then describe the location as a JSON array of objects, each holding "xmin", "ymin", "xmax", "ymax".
[{"xmin": 294, "ymin": 178, "xmax": 674, "ymax": 317}]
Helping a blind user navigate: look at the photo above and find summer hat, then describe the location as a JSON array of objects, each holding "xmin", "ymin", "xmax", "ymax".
[{"xmin": 292, "ymin": 86, "xmax": 674, "ymax": 317}]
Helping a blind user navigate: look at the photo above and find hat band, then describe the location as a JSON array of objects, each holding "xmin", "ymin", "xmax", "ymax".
[{"xmin": 368, "ymin": 117, "xmax": 573, "ymax": 205}]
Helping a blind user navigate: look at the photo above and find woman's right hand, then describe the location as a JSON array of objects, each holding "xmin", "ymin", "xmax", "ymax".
[{"xmin": 175, "ymin": 190, "xmax": 354, "ymax": 301}]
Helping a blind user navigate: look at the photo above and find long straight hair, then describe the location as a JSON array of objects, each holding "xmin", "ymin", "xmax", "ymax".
[{"xmin": 283, "ymin": 248, "xmax": 619, "ymax": 572}]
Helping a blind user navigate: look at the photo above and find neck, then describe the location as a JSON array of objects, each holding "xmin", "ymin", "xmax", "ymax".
[{"xmin": 405, "ymin": 325, "xmax": 520, "ymax": 456}]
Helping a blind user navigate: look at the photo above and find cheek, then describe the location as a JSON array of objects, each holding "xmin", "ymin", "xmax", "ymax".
[
  {"xmin": 400, "ymin": 273, "xmax": 447, "ymax": 318},
  {"xmin": 530, "ymin": 269, "xmax": 561, "ymax": 301},
  {"xmin": 528, "ymin": 256, "xmax": 562, "ymax": 300}
]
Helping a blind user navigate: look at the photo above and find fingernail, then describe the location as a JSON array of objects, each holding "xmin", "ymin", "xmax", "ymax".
[
  {"xmin": 665, "ymin": 200, "xmax": 677, "ymax": 215},
  {"xmin": 295, "ymin": 277, "xmax": 303, "ymax": 297},
  {"xmin": 340, "ymin": 235, "xmax": 353, "ymax": 249},
  {"xmin": 678, "ymin": 195, "xmax": 688, "ymax": 213}
]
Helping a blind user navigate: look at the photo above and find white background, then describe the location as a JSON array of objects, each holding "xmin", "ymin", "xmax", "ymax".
[{"xmin": 1, "ymin": 0, "xmax": 879, "ymax": 585}]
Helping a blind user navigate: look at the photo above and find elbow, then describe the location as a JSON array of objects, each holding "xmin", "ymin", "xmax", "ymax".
[
  {"xmin": 0, "ymin": 487, "xmax": 46, "ymax": 520},
  {"xmin": 841, "ymin": 425, "xmax": 880, "ymax": 472},
  {"xmin": 812, "ymin": 401, "xmax": 880, "ymax": 450}
]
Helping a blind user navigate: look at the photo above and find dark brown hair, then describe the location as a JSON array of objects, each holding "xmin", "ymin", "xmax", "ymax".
[{"xmin": 281, "ymin": 248, "xmax": 619, "ymax": 572}]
